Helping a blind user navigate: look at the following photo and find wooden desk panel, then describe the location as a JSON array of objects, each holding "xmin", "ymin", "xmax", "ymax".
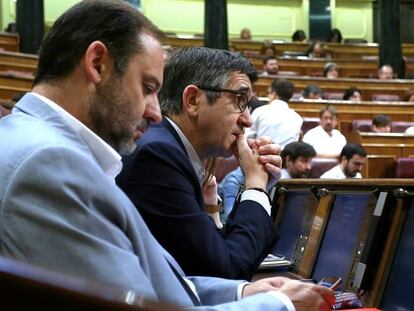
[
  {"xmin": 255, "ymin": 76, "xmax": 414, "ymax": 99},
  {"xmin": 349, "ymin": 132, "xmax": 414, "ymax": 160},
  {"xmin": 0, "ymin": 32, "xmax": 19, "ymax": 52}
]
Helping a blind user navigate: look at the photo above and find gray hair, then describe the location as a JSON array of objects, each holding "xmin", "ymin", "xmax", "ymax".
[{"xmin": 159, "ymin": 47, "xmax": 257, "ymax": 116}]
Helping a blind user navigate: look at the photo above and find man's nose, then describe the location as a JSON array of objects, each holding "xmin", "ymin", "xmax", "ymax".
[
  {"xmin": 239, "ymin": 108, "xmax": 252, "ymax": 128},
  {"xmin": 144, "ymin": 96, "xmax": 162, "ymax": 124}
]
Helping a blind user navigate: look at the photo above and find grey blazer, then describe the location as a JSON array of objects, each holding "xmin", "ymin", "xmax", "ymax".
[{"xmin": 0, "ymin": 94, "xmax": 288, "ymax": 311}]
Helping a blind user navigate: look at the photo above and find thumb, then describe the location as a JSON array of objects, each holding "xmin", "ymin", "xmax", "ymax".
[{"xmin": 236, "ymin": 134, "xmax": 251, "ymax": 161}]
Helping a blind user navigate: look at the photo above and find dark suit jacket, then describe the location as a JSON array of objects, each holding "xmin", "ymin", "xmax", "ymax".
[{"xmin": 117, "ymin": 119, "xmax": 278, "ymax": 280}]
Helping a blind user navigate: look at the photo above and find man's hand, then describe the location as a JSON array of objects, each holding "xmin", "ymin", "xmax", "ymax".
[
  {"xmin": 248, "ymin": 136, "xmax": 282, "ymax": 189},
  {"xmin": 242, "ymin": 277, "xmax": 291, "ymax": 297},
  {"xmin": 202, "ymin": 176, "xmax": 223, "ymax": 228},
  {"xmin": 277, "ymin": 280, "xmax": 335, "ymax": 311},
  {"xmin": 202, "ymin": 175, "xmax": 218, "ymax": 205},
  {"xmin": 236, "ymin": 134, "xmax": 268, "ymax": 190},
  {"xmin": 243, "ymin": 278, "xmax": 335, "ymax": 311}
]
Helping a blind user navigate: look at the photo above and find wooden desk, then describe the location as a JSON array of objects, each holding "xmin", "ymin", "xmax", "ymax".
[
  {"xmin": 255, "ymin": 76, "xmax": 414, "ymax": 100},
  {"xmin": 270, "ymin": 179, "xmax": 414, "ymax": 309},
  {"xmin": 0, "ymin": 50, "xmax": 38, "ymax": 74},
  {"xmin": 286, "ymin": 99, "xmax": 414, "ymax": 139},
  {"xmin": 0, "ymin": 72, "xmax": 33, "ymax": 100},
  {"xmin": 163, "ymin": 36, "xmax": 414, "ymax": 60},
  {"xmin": 349, "ymin": 131, "xmax": 414, "ymax": 159},
  {"xmin": 0, "ymin": 32, "xmax": 19, "ymax": 52}
]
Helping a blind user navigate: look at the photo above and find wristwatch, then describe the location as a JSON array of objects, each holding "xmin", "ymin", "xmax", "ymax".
[{"xmin": 205, "ymin": 196, "xmax": 223, "ymax": 213}]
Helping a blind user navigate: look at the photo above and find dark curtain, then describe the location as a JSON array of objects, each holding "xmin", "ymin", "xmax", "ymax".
[
  {"xmin": 205, "ymin": 0, "xmax": 228, "ymax": 50},
  {"xmin": 16, "ymin": 0, "xmax": 44, "ymax": 54},
  {"xmin": 379, "ymin": 0, "xmax": 404, "ymax": 78}
]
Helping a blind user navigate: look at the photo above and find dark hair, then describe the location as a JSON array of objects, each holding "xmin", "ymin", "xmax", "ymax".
[
  {"xmin": 263, "ymin": 56, "xmax": 277, "ymax": 65},
  {"xmin": 260, "ymin": 44, "xmax": 276, "ymax": 57},
  {"xmin": 302, "ymin": 84, "xmax": 323, "ymax": 99},
  {"xmin": 343, "ymin": 87, "xmax": 361, "ymax": 100},
  {"xmin": 159, "ymin": 47, "xmax": 257, "ymax": 116},
  {"xmin": 340, "ymin": 143, "xmax": 367, "ymax": 160},
  {"xmin": 323, "ymin": 62, "xmax": 337, "ymax": 77},
  {"xmin": 372, "ymin": 114, "xmax": 391, "ymax": 127},
  {"xmin": 34, "ymin": 0, "xmax": 163, "ymax": 85},
  {"xmin": 281, "ymin": 141, "xmax": 316, "ymax": 166},
  {"xmin": 306, "ymin": 41, "xmax": 323, "ymax": 57},
  {"xmin": 292, "ymin": 30, "xmax": 306, "ymax": 42},
  {"xmin": 319, "ymin": 105, "xmax": 338, "ymax": 118},
  {"xmin": 270, "ymin": 79, "xmax": 294, "ymax": 102},
  {"xmin": 329, "ymin": 28, "xmax": 342, "ymax": 43}
]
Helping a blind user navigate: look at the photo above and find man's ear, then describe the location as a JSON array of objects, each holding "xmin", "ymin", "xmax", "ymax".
[
  {"xmin": 84, "ymin": 41, "xmax": 110, "ymax": 84},
  {"xmin": 182, "ymin": 85, "xmax": 202, "ymax": 118}
]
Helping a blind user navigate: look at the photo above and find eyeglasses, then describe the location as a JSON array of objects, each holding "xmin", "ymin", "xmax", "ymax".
[{"xmin": 197, "ymin": 86, "xmax": 251, "ymax": 113}]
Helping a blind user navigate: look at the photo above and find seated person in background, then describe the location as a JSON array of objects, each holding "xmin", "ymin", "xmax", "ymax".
[
  {"xmin": 240, "ymin": 27, "xmax": 252, "ymax": 40},
  {"xmin": 403, "ymin": 89, "xmax": 414, "ymax": 102},
  {"xmin": 301, "ymin": 84, "xmax": 324, "ymax": 100},
  {"xmin": 328, "ymin": 28, "xmax": 343, "ymax": 43},
  {"xmin": 117, "ymin": 47, "xmax": 282, "ymax": 281},
  {"xmin": 343, "ymin": 86, "xmax": 362, "ymax": 101},
  {"xmin": 220, "ymin": 79, "xmax": 303, "ymax": 220},
  {"xmin": 219, "ymin": 141, "xmax": 316, "ymax": 222},
  {"xmin": 0, "ymin": 2, "xmax": 335, "ymax": 310},
  {"xmin": 303, "ymin": 105, "xmax": 347, "ymax": 158},
  {"xmin": 307, "ymin": 41, "xmax": 328, "ymax": 58},
  {"xmin": 262, "ymin": 56, "xmax": 279, "ymax": 75},
  {"xmin": 292, "ymin": 29, "xmax": 307, "ymax": 42},
  {"xmin": 245, "ymin": 79, "xmax": 302, "ymax": 147},
  {"xmin": 372, "ymin": 114, "xmax": 391, "ymax": 133},
  {"xmin": 320, "ymin": 144, "xmax": 367, "ymax": 179},
  {"xmin": 323, "ymin": 62, "xmax": 338, "ymax": 79},
  {"xmin": 378, "ymin": 64, "xmax": 395, "ymax": 80},
  {"xmin": 260, "ymin": 41, "xmax": 276, "ymax": 57}
]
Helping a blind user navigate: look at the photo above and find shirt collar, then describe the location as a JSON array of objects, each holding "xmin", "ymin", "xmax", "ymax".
[
  {"xmin": 31, "ymin": 92, "xmax": 122, "ymax": 180},
  {"xmin": 165, "ymin": 117, "xmax": 205, "ymax": 184}
]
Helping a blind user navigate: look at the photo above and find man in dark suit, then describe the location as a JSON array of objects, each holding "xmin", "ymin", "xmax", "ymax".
[{"xmin": 117, "ymin": 47, "xmax": 280, "ymax": 280}]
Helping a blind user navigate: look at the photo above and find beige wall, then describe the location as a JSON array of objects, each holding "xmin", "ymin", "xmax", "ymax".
[{"xmin": 1, "ymin": 0, "xmax": 374, "ymax": 43}]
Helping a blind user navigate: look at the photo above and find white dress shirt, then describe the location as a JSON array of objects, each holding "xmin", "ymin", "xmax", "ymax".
[
  {"xmin": 31, "ymin": 92, "xmax": 122, "ymax": 180},
  {"xmin": 245, "ymin": 99, "xmax": 303, "ymax": 149},
  {"xmin": 303, "ymin": 125, "xmax": 346, "ymax": 156},
  {"xmin": 320, "ymin": 164, "xmax": 362, "ymax": 179}
]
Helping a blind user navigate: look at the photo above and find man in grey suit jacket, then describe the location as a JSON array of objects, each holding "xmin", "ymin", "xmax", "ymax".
[{"xmin": 0, "ymin": 1, "xmax": 333, "ymax": 310}]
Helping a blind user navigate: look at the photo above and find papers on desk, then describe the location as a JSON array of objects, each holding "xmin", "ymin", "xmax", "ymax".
[{"xmin": 258, "ymin": 254, "xmax": 292, "ymax": 270}]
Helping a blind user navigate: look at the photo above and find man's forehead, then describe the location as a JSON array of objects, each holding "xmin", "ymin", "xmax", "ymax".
[{"xmin": 226, "ymin": 72, "xmax": 252, "ymax": 91}]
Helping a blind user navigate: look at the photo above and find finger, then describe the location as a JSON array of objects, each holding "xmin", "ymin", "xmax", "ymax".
[
  {"xmin": 236, "ymin": 134, "xmax": 252, "ymax": 160},
  {"xmin": 264, "ymin": 163, "xmax": 281, "ymax": 179},
  {"xmin": 247, "ymin": 138, "xmax": 256, "ymax": 149},
  {"xmin": 258, "ymin": 143, "xmax": 281, "ymax": 156},
  {"xmin": 254, "ymin": 136, "xmax": 272, "ymax": 146},
  {"xmin": 259, "ymin": 154, "xmax": 282, "ymax": 166},
  {"xmin": 314, "ymin": 286, "xmax": 336, "ymax": 306}
]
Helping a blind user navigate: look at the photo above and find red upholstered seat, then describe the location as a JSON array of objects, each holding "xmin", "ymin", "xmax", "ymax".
[
  {"xmin": 391, "ymin": 121, "xmax": 414, "ymax": 133},
  {"xmin": 324, "ymin": 92, "xmax": 344, "ymax": 100},
  {"xmin": 395, "ymin": 158, "xmax": 414, "ymax": 178},
  {"xmin": 215, "ymin": 156, "xmax": 239, "ymax": 183},
  {"xmin": 371, "ymin": 94, "xmax": 400, "ymax": 102},
  {"xmin": 351, "ymin": 119, "xmax": 372, "ymax": 132},
  {"xmin": 309, "ymin": 158, "xmax": 338, "ymax": 178},
  {"xmin": 301, "ymin": 117, "xmax": 320, "ymax": 135}
]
